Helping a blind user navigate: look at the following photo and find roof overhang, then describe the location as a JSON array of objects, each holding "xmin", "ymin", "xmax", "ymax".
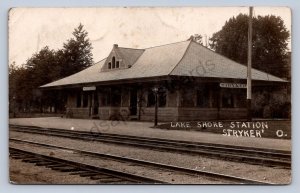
[{"xmin": 40, "ymin": 75, "xmax": 288, "ymax": 90}]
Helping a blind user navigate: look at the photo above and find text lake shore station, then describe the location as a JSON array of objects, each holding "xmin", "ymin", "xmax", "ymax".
[{"xmin": 41, "ymin": 40, "xmax": 288, "ymax": 121}]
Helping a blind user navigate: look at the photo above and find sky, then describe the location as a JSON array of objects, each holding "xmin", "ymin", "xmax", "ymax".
[{"xmin": 8, "ymin": 7, "xmax": 291, "ymax": 66}]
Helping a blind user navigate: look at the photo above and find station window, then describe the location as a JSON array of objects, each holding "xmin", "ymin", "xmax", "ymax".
[
  {"xmin": 111, "ymin": 88, "xmax": 121, "ymax": 106},
  {"xmin": 158, "ymin": 91, "xmax": 166, "ymax": 107},
  {"xmin": 112, "ymin": 56, "xmax": 116, "ymax": 69},
  {"xmin": 235, "ymin": 91, "xmax": 246, "ymax": 108},
  {"xmin": 100, "ymin": 92, "xmax": 110, "ymax": 106},
  {"xmin": 108, "ymin": 57, "xmax": 121, "ymax": 70},
  {"xmin": 76, "ymin": 92, "xmax": 81, "ymax": 107},
  {"xmin": 197, "ymin": 86, "xmax": 210, "ymax": 108},
  {"xmin": 211, "ymin": 89, "xmax": 218, "ymax": 108},
  {"xmin": 147, "ymin": 90, "xmax": 166, "ymax": 107},
  {"xmin": 181, "ymin": 90, "xmax": 195, "ymax": 107},
  {"xmin": 222, "ymin": 91, "xmax": 234, "ymax": 108},
  {"xmin": 147, "ymin": 91, "xmax": 156, "ymax": 107}
]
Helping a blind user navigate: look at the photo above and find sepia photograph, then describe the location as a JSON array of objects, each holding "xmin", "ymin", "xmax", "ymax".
[{"xmin": 8, "ymin": 7, "xmax": 291, "ymax": 184}]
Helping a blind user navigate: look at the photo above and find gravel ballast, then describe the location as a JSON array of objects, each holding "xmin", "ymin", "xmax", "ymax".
[{"xmin": 10, "ymin": 131, "xmax": 291, "ymax": 184}]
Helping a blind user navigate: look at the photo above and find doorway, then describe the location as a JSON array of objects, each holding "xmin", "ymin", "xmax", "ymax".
[
  {"xmin": 93, "ymin": 92, "xmax": 99, "ymax": 115},
  {"xmin": 130, "ymin": 89, "xmax": 137, "ymax": 115}
]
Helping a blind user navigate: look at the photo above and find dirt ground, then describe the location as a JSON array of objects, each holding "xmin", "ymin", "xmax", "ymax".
[
  {"xmin": 9, "ymin": 117, "xmax": 291, "ymax": 151},
  {"xmin": 10, "ymin": 158, "xmax": 99, "ymax": 184}
]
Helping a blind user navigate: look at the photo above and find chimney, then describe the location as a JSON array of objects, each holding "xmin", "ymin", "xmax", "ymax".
[{"xmin": 113, "ymin": 44, "xmax": 118, "ymax": 49}]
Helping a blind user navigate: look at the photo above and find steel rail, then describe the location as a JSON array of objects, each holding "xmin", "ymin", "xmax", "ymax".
[
  {"xmin": 10, "ymin": 124, "xmax": 291, "ymax": 168},
  {"xmin": 10, "ymin": 137, "xmax": 273, "ymax": 184},
  {"xmin": 9, "ymin": 146, "xmax": 167, "ymax": 184}
]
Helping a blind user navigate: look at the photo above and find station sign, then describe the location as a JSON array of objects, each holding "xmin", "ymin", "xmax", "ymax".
[
  {"xmin": 83, "ymin": 86, "xmax": 96, "ymax": 91},
  {"xmin": 220, "ymin": 83, "xmax": 247, "ymax": 89}
]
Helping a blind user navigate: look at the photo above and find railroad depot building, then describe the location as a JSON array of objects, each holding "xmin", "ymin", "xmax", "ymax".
[{"xmin": 41, "ymin": 40, "xmax": 287, "ymax": 121}]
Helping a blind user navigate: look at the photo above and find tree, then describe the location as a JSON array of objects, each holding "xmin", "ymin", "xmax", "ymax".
[
  {"xmin": 209, "ymin": 14, "xmax": 290, "ymax": 78},
  {"xmin": 9, "ymin": 23, "xmax": 94, "ymax": 116},
  {"xmin": 10, "ymin": 47, "xmax": 58, "ymax": 112},
  {"xmin": 9, "ymin": 61, "xmax": 22, "ymax": 114},
  {"xmin": 61, "ymin": 23, "xmax": 93, "ymax": 77},
  {"xmin": 25, "ymin": 46, "xmax": 59, "ymax": 84},
  {"xmin": 10, "ymin": 46, "xmax": 63, "ymax": 113},
  {"xmin": 187, "ymin": 34, "xmax": 203, "ymax": 45}
]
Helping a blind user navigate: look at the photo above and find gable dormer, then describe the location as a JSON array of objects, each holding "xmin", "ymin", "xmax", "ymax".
[
  {"xmin": 101, "ymin": 44, "xmax": 145, "ymax": 72},
  {"xmin": 101, "ymin": 44, "xmax": 124, "ymax": 71}
]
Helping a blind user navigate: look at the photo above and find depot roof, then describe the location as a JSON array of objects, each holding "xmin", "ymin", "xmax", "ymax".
[{"xmin": 41, "ymin": 40, "xmax": 286, "ymax": 88}]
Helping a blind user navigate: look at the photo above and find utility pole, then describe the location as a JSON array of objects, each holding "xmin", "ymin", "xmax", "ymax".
[
  {"xmin": 247, "ymin": 6, "xmax": 253, "ymax": 121},
  {"xmin": 204, "ymin": 34, "xmax": 208, "ymax": 47}
]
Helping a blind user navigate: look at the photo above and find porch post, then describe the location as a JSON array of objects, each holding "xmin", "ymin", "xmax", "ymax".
[
  {"xmin": 81, "ymin": 91, "xmax": 83, "ymax": 107},
  {"xmin": 91, "ymin": 92, "xmax": 94, "ymax": 116},
  {"xmin": 217, "ymin": 87, "xmax": 222, "ymax": 119},
  {"xmin": 153, "ymin": 87, "xmax": 159, "ymax": 127},
  {"xmin": 209, "ymin": 86, "xmax": 213, "ymax": 108}
]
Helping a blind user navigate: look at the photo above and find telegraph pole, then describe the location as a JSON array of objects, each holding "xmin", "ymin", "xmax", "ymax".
[{"xmin": 247, "ymin": 6, "xmax": 253, "ymax": 121}]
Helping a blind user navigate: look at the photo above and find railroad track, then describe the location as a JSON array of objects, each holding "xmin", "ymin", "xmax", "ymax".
[
  {"xmin": 9, "ymin": 147, "xmax": 166, "ymax": 184},
  {"xmin": 10, "ymin": 138, "xmax": 271, "ymax": 184},
  {"xmin": 10, "ymin": 124, "xmax": 291, "ymax": 169}
]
